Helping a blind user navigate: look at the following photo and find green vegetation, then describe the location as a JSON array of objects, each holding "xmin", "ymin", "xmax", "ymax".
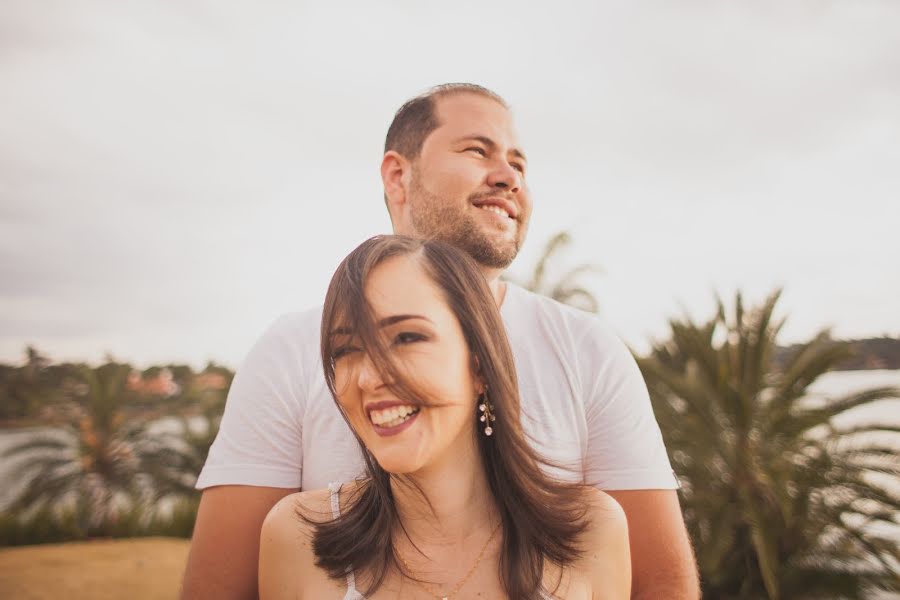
[
  {"xmin": 0, "ymin": 354, "xmax": 230, "ymax": 545},
  {"xmin": 639, "ymin": 290, "xmax": 900, "ymax": 598},
  {"xmin": 779, "ymin": 337, "xmax": 900, "ymax": 371}
]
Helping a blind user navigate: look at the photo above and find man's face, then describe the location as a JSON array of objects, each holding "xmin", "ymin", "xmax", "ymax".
[{"xmin": 402, "ymin": 93, "xmax": 532, "ymax": 269}]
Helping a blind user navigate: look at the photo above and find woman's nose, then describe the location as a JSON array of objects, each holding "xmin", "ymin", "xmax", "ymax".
[{"xmin": 356, "ymin": 352, "xmax": 385, "ymax": 392}]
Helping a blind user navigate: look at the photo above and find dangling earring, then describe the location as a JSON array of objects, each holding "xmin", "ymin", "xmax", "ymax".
[{"xmin": 478, "ymin": 388, "xmax": 496, "ymax": 436}]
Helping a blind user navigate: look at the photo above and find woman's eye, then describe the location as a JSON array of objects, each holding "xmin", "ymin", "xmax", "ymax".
[
  {"xmin": 394, "ymin": 332, "xmax": 425, "ymax": 345},
  {"xmin": 331, "ymin": 345, "xmax": 360, "ymax": 360}
]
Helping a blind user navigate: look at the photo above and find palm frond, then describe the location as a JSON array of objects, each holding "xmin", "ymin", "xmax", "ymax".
[{"xmin": 642, "ymin": 289, "xmax": 900, "ymax": 597}]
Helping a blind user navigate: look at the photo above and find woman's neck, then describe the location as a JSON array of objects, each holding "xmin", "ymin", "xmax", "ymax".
[{"xmin": 390, "ymin": 437, "xmax": 498, "ymax": 546}]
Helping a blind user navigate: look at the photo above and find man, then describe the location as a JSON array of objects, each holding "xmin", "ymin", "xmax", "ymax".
[{"xmin": 181, "ymin": 83, "xmax": 699, "ymax": 599}]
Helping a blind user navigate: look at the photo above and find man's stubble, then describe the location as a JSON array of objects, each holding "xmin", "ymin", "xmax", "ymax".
[{"xmin": 407, "ymin": 168, "xmax": 522, "ymax": 270}]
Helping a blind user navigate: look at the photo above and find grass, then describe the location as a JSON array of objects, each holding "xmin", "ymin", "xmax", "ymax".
[{"xmin": 0, "ymin": 537, "xmax": 190, "ymax": 600}]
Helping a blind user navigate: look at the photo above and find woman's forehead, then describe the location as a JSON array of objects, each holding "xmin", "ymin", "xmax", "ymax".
[{"xmin": 363, "ymin": 255, "xmax": 450, "ymax": 320}]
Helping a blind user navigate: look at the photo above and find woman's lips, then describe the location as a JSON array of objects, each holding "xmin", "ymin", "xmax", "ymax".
[{"xmin": 372, "ymin": 410, "xmax": 420, "ymax": 437}]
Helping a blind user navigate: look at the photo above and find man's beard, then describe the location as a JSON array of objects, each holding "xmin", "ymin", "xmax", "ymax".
[{"xmin": 408, "ymin": 172, "xmax": 523, "ymax": 269}]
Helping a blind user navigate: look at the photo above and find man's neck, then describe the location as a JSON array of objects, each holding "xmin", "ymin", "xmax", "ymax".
[{"xmin": 482, "ymin": 268, "xmax": 507, "ymax": 307}]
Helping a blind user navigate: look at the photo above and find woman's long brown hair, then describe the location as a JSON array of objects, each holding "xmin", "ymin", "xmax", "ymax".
[{"xmin": 312, "ymin": 235, "xmax": 590, "ymax": 599}]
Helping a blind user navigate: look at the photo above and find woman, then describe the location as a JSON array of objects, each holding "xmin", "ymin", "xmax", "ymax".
[{"xmin": 259, "ymin": 235, "xmax": 630, "ymax": 599}]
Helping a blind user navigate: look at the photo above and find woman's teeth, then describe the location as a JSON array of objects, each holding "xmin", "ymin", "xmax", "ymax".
[
  {"xmin": 479, "ymin": 205, "xmax": 510, "ymax": 218},
  {"xmin": 369, "ymin": 405, "xmax": 419, "ymax": 427}
]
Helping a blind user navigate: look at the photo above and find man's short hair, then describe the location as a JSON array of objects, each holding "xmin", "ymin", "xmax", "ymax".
[{"xmin": 384, "ymin": 83, "xmax": 508, "ymax": 160}]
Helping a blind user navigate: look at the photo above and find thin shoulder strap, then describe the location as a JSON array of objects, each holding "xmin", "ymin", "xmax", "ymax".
[
  {"xmin": 327, "ymin": 482, "xmax": 362, "ymax": 599},
  {"xmin": 328, "ymin": 481, "xmax": 342, "ymax": 519}
]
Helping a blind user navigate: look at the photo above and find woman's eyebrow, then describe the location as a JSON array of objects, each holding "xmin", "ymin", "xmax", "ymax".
[
  {"xmin": 329, "ymin": 314, "xmax": 432, "ymax": 337},
  {"xmin": 378, "ymin": 314, "xmax": 434, "ymax": 327}
]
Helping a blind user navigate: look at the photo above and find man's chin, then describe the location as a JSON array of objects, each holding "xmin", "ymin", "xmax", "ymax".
[{"xmin": 471, "ymin": 242, "xmax": 520, "ymax": 270}]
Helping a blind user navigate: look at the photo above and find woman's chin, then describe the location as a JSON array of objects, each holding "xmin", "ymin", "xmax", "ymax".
[
  {"xmin": 368, "ymin": 438, "xmax": 429, "ymax": 474},
  {"xmin": 373, "ymin": 452, "xmax": 424, "ymax": 475}
]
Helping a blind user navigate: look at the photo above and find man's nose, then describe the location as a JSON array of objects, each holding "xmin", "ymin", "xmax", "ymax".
[{"xmin": 486, "ymin": 158, "xmax": 521, "ymax": 193}]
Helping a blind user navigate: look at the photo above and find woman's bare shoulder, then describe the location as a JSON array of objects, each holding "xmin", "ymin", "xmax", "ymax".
[
  {"xmin": 581, "ymin": 487, "xmax": 627, "ymax": 527},
  {"xmin": 576, "ymin": 487, "xmax": 631, "ymax": 599},
  {"xmin": 264, "ymin": 488, "xmax": 333, "ymax": 532},
  {"xmin": 261, "ymin": 490, "xmax": 327, "ymax": 560},
  {"xmin": 259, "ymin": 489, "xmax": 338, "ymax": 600}
]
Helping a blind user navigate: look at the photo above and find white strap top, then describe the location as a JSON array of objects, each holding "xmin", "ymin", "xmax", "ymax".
[{"xmin": 328, "ymin": 482, "xmax": 365, "ymax": 600}]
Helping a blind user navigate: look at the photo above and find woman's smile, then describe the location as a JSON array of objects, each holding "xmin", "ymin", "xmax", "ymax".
[{"xmin": 367, "ymin": 402, "xmax": 422, "ymax": 436}]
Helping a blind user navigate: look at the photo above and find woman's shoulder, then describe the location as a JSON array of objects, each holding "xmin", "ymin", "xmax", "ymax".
[
  {"xmin": 262, "ymin": 482, "xmax": 365, "ymax": 544},
  {"xmin": 265, "ymin": 488, "xmax": 332, "ymax": 528},
  {"xmin": 259, "ymin": 488, "xmax": 343, "ymax": 600},
  {"xmin": 260, "ymin": 489, "xmax": 328, "ymax": 562},
  {"xmin": 575, "ymin": 487, "xmax": 631, "ymax": 599},
  {"xmin": 581, "ymin": 487, "xmax": 627, "ymax": 526}
]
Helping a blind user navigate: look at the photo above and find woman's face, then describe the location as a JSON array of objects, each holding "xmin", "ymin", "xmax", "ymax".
[{"xmin": 330, "ymin": 254, "xmax": 482, "ymax": 475}]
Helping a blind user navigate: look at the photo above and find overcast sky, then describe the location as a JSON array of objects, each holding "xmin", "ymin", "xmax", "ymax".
[{"xmin": 1, "ymin": 1, "xmax": 898, "ymax": 368}]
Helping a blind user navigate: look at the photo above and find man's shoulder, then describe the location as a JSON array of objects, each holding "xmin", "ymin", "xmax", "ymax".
[
  {"xmin": 504, "ymin": 284, "xmax": 625, "ymax": 352},
  {"xmin": 227, "ymin": 306, "xmax": 326, "ymax": 401},
  {"xmin": 263, "ymin": 306, "xmax": 324, "ymax": 339},
  {"xmin": 507, "ymin": 283, "xmax": 603, "ymax": 325},
  {"xmin": 243, "ymin": 306, "xmax": 324, "ymax": 361}
]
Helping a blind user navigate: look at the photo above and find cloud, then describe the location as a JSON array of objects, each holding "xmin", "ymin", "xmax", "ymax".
[{"xmin": 1, "ymin": 0, "xmax": 898, "ymax": 365}]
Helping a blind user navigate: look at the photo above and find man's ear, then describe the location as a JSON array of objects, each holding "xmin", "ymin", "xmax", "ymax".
[{"xmin": 381, "ymin": 150, "xmax": 409, "ymax": 219}]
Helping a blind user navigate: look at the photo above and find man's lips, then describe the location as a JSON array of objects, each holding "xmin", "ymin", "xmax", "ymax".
[{"xmin": 471, "ymin": 196, "xmax": 518, "ymax": 219}]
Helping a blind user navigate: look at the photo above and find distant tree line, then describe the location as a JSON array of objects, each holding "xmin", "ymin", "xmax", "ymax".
[
  {"xmin": 5, "ymin": 336, "xmax": 896, "ymax": 424},
  {"xmin": 778, "ymin": 337, "xmax": 900, "ymax": 371}
]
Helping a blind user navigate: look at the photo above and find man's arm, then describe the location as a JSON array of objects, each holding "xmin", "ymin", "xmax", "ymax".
[
  {"xmin": 576, "ymin": 318, "xmax": 698, "ymax": 598},
  {"xmin": 182, "ymin": 313, "xmax": 313, "ymax": 599},
  {"xmin": 606, "ymin": 489, "xmax": 699, "ymax": 600},
  {"xmin": 180, "ymin": 485, "xmax": 298, "ymax": 600}
]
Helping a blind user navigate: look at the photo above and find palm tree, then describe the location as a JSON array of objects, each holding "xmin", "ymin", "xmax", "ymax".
[
  {"xmin": 166, "ymin": 370, "xmax": 230, "ymax": 494},
  {"xmin": 509, "ymin": 231, "xmax": 602, "ymax": 312},
  {"xmin": 3, "ymin": 361, "xmax": 189, "ymax": 535},
  {"xmin": 0, "ymin": 347, "xmax": 72, "ymax": 421},
  {"xmin": 638, "ymin": 290, "xmax": 900, "ymax": 599}
]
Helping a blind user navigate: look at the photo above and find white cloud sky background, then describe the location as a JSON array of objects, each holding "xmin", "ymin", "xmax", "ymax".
[{"xmin": 1, "ymin": 0, "xmax": 898, "ymax": 368}]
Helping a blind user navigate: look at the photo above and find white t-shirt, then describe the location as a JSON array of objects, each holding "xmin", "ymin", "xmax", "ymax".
[{"xmin": 197, "ymin": 283, "xmax": 677, "ymax": 492}]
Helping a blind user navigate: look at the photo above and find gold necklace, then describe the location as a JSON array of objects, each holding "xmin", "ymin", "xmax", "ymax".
[{"xmin": 395, "ymin": 520, "xmax": 502, "ymax": 600}]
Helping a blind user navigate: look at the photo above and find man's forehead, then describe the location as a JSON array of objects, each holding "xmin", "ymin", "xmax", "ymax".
[{"xmin": 432, "ymin": 93, "xmax": 518, "ymax": 139}]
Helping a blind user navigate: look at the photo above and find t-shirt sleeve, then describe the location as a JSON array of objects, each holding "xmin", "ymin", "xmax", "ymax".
[
  {"xmin": 195, "ymin": 313, "xmax": 310, "ymax": 490},
  {"xmin": 580, "ymin": 321, "xmax": 679, "ymax": 490}
]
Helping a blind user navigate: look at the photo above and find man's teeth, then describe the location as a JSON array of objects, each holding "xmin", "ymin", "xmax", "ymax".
[
  {"xmin": 369, "ymin": 405, "xmax": 420, "ymax": 427},
  {"xmin": 479, "ymin": 205, "xmax": 510, "ymax": 218}
]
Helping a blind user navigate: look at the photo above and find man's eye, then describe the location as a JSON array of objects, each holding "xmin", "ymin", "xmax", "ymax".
[
  {"xmin": 332, "ymin": 345, "xmax": 360, "ymax": 360},
  {"xmin": 512, "ymin": 162, "xmax": 525, "ymax": 174},
  {"xmin": 394, "ymin": 332, "xmax": 425, "ymax": 345},
  {"xmin": 465, "ymin": 147, "xmax": 486, "ymax": 156}
]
